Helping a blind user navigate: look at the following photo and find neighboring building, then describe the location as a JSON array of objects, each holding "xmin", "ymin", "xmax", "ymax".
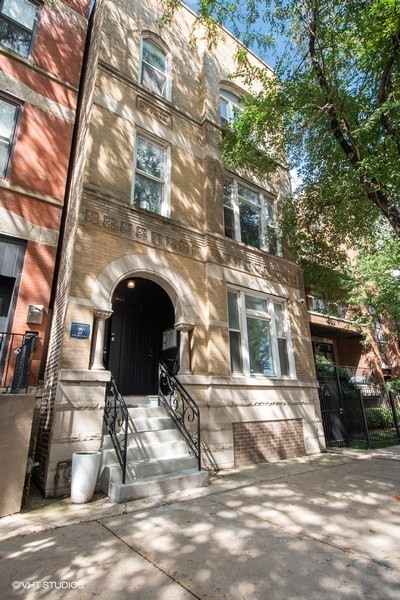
[
  {"xmin": 36, "ymin": 0, "xmax": 324, "ymax": 498},
  {"xmin": 307, "ymin": 291, "xmax": 366, "ymax": 369},
  {"xmin": 308, "ymin": 290, "xmax": 400, "ymax": 383},
  {"xmin": 0, "ymin": 0, "xmax": 91, "ymax": 388}
]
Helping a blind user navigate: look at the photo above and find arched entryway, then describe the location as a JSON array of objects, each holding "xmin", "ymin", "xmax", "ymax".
[{"xmin": 106, "ymin": 277, "xmax": 177, "ymax": 396}]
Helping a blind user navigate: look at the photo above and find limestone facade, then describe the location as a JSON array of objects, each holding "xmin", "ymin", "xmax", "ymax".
[{"xmin": 40, "ymin": 0, "xmax": 324, "ymax": 495}]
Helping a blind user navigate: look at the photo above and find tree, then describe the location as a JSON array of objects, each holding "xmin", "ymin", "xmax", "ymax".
[
  {"xmin": 349, "ymin": 228, "xmax": 400, "ymax": 329},
  {"xmin": 163, "ymin": 0, "xmax": 400, "ymax": 247}
]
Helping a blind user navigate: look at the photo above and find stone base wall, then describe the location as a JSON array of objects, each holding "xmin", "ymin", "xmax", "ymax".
[
  {"xmin": 43, "ymin": 371, "xmax": 325, "ymax": 497},
  {"xmin": 233, "ymin": 419, "xmax": 306, "ymax": 466},
  {"xmin": 170, "ymin": 375, "xmax": 324, "ymax": 471},
  {"xmin": 43, "ymin": 369, "xmax": 110, "ymax": 497}
]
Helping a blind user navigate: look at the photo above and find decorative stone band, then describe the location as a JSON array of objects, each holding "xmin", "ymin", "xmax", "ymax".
[
  {"xmin": 0, "ymin": 207, "xmax": 59, "ymax": 246},
  {"xmin": 0, "ymin": 71, "xmax": 75, "ymax": 123}
]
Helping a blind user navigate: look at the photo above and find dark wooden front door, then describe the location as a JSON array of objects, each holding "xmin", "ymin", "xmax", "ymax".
[
  {"xmin": 107, "ymin": 277, "xmax": 176, "ymax": 396},
  {"xmin": 119, "ymin": 309, "xmax": 159, "ymax": 395}
]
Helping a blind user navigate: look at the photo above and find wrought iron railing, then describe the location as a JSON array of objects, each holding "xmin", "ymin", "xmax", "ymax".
[
  {"xmin": 0, "ymin": 331, "xmax": 38, "ymax": 392},
  {"xmin": 158, "ymin": 360, "xmax": 201, "ymax": 470},
  {"xmin": 104, "ymin": 376, "xmax": 129, "ymax": 484}
]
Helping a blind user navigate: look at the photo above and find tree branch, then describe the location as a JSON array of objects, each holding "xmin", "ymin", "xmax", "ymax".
[
  {"xmin": 378, "ymin": 34, "xmax": 400, "ymax": 154},
  {"xmin": 308, "ymin": 10, "xmax": 361, "ymax": 165}
]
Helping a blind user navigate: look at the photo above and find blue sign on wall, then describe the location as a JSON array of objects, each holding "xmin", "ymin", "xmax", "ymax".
[{"xmin": 70, "ymin": 323, "xmax": 90, "ymax": 339}]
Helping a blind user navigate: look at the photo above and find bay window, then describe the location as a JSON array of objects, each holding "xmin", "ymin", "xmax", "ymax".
[
  {"xmin": 228, "ymin": 289, "xmax": 293, "ymax": 377},
  {"xmin": 223, "ymin": 176, "xmax": 280, "ymax": 254}
]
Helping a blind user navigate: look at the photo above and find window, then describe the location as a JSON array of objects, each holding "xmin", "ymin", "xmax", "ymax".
[
  {"xmin": 132, "ymin": 134, "xmax": 169, "ymax": 216},
  {"xmin": 140, "ymin": 38, "xmax": 170, "ymax": 100},
  {"xmin": 223, "ymin": 177, "xmax": 280, "ymax": 254},
  {"xmin": 310, "ymin": 291, "xmax": 348, "ymax": 319},
  {"xmin": 0, "ymin": 95, "xmax": 20, "ymax": 178},
  {"xmin": 0, "ymin": 0, "xmax": 39, "ymax": 58},
  {"xmin": 220, "ymin": 89, "xmax": 242, "ymax": 127},
  {"xmin": 228, "ymin": 289, "xmax": 293, "ymax": 377}
]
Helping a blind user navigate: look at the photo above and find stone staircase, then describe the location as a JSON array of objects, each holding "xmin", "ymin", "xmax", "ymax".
[{"xmin": 100, "ymin": 401, "xmax": 208, "ymax": 502}]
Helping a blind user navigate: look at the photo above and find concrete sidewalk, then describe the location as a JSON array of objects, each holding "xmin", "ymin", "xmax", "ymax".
[{"xmin": 0, "ymin": 448, "xmax": 399, "ymax": 599}]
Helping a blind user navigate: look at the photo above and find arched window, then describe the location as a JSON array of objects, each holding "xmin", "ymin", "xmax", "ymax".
[
  {"xmin": 140, "ymin": 37, "xmax": 171, "ymax": 100},
  {"xmin": 220, "ymin": 89, "xmax": 242, "ymax": 126}
]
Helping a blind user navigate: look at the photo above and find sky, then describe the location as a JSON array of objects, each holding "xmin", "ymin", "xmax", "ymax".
[{"xmin": 181, "ymin": 0, "xmax": 282, "ymax": 69}]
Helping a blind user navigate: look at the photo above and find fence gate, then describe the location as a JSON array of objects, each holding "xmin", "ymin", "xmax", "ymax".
[
  {"xmin": 316, "ymin": 364, "xmax": 348, "ymax": 447},
  {"xmin": 316, "ymin": 363, "xmax": 400, "ymax": 449}
]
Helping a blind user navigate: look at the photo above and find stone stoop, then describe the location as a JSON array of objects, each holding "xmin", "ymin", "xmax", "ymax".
[{"xmin": 100, "ymin": 404, "xmax": 208, "ymax": 502}]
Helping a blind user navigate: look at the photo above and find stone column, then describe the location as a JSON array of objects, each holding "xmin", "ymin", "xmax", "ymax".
[
  {"xmin": 90, "ymin": 309, "xmax": 113, "ymax": 370},
  {"xmin": 175, "ymin": 322, "xmax": 195, "ymax": 375}
]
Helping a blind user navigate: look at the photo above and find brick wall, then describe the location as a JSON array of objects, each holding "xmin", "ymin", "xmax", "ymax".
[
  {"xmin": 34, "ymin": 1, "xmax": 106, "ymax": 493},
  {"xmin": 233, "ymin": 419, "xmax": 306, "ymax": 466}
]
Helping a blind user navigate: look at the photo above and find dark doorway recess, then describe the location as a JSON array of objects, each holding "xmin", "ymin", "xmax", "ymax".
[{"xmin": 106, "ymin": 277, "xmax": 177, "ymax": 396}]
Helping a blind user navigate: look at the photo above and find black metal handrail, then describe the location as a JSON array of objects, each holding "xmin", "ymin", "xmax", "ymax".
[
  {"xmin": 158, "ymin": 360, "xmax": 201, "ymax": 470},
  {"xmin": 0, "ymin": 331, "xmax": 38, "ymax": 392},
  {"xmin": 104, "ymin": 376, "xmax": 129, "ymax": 484}
]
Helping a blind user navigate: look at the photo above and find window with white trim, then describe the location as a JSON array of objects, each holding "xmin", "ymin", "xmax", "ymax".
[
  {"xmin": 132, "ymin": 134, "xmax": 169, "ymax": 217},
  {"xmin": 0, "ymin": 94, "xmax": 20, "ymax": 179},
  {"xmin": 140, "ymin": 38, "xmax": 171, "ymax": 100},
  {"xmin": 223, "ymin": 176, "xmax": 280, "ymax": 254},
  {"xmin": 0, "ymin": 0, "xmax": 39, "ymax": 58},
  {"xmin": 220, "ymin": 89, "xmax": 242, "ymax": 127},
  {"xmin": 228, "ymin": 289, "xmax": 292, "ymax": 377}
]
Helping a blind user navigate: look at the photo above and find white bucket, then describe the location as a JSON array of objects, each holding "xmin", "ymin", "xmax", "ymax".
[{"xmin": 71, "ymin": 451, "xmax": 102, "ymax": 504}]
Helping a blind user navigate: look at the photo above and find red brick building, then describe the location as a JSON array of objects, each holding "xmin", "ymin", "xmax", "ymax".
[{"xmin": 0, "ymin": 0, "xmax": 91, "ymax": 388}]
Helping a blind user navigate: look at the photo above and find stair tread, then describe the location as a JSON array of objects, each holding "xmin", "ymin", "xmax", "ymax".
[
  {"xmin": 101, "ymin": 397, "xmax": 207, "ymax": 502},
  {"xmin": 112, "ymin": 467, "xmax": 205, "ymax": 488},
  {"xmin": 105, "ymin": 454, "xmax": 196, "ymax": 468}
]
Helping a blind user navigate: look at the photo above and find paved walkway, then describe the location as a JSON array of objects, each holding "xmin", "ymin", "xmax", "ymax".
[{"xmin": 1, "ymin": 448, "xmax": 400, "ymax": 599}]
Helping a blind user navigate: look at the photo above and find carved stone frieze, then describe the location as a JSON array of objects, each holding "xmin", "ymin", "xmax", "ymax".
[
  {"xmin": 209, "ymin": 241, "xmax": 301, "ymax": 289},
  {"xmin": 137, "ymin": 96, "xmax": 172, "ymax": 128},
  {"xmin": 81, "ymin": 194, "xmax": 301, "ymax": 290},
  {"xmin": 82, "ymin": 199, "xmax": 203, "ymax": 261}
]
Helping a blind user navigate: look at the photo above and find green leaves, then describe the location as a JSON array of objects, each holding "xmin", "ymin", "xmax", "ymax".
[{"xmin": 188, "ymin": 0, "xmax": 400, "ymax": 237}]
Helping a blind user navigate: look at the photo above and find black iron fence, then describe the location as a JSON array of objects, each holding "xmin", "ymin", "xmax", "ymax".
[
  {"xmin": 0, "ymin": 332, "xmax": 38, "ymax": 393},
  {"xmin": 316, "ymin": 363, "xmax": 400, "ymax": 449}
]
